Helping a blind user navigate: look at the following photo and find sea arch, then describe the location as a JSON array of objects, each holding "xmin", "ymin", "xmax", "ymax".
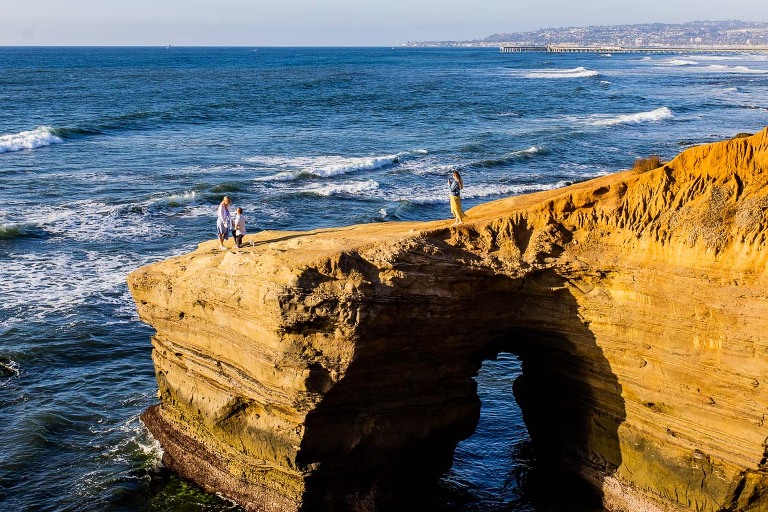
[
  {"xmin": 130, "ymin": 127, "xmax": 768, "ymax": 512},
  {"xmin": 294, "ymin": 262, "xmax": 626, "ymax": 511}
]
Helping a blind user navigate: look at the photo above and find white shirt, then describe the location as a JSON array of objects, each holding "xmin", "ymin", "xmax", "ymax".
[{"xmin": 233, "ymin": 213, "xmax": 246, "ymax": 235}]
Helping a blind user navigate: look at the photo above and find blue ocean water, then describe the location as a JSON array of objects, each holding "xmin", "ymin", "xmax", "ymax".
[{"xmin": 1, "ymin": 46, "xmax": 767, "ymax": 511}]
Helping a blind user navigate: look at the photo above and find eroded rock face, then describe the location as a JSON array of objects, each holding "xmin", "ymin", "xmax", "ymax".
[{"xmin": 128, "ymin": 129, "xmax": 768, "ymax": 512}]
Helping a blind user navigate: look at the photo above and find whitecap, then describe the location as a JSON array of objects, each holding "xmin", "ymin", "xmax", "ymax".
[
  {"xmin": 248, "ymin": 151, "xmax": 413, "ymax": 181},
  {"xmin": 0, "ymin": 358, "xmax": 21, "ymax": 382},
  {"xmin": 703, "ymin": 64, "xmax": 768, "ymax": 74},
  {"xmin": 465, "ymin": 181, "xmax": 573, "ymax": 199},
  {"xmin": 401, "ymin": 181, "xmax": 573, "ymax": 205},
  {"xmin": 150, "ymin": 190, "xmax": 199, "ymax": 207},
  {"xmin": 298, "ymin": 180, "xmax": 380, "ymax": 197},
  {"xmin": 587, "ymin": 106, "xmax": 674, "ymax": 127},
  {"xmin": 0, "ymin": 222, "xmax": 31, "ymax": 239},
  {"xmin": 665, "ymin": 59, "xmax": 698, "ymax": 66},
  {"xmin": 0, "ymin": 126, "xmax": 63, "ymax": 154},
  {"xmin": 525, "ymin": 67, "xmax": 600, "ymax": 79}
]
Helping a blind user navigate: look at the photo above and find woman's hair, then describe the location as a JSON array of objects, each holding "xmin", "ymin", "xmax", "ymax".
[{"xmin": 452, "ymin": 171, "xmax": 464, "ymax": 189}]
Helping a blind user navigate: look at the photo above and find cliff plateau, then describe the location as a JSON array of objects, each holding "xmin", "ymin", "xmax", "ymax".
[{"xmin": 128, "ymin": 128, "xmax": 768, "ymax": 512}]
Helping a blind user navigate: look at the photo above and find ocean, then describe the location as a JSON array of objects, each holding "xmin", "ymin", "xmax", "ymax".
[{"xmin": 1, "ymin": 46, "xmax": 767, "ymax": 512}]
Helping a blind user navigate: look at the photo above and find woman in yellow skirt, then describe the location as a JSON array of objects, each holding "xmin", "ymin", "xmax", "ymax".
[{"xmin": 448, "ymin": 170, "xmax": 466, "ymax": 225}]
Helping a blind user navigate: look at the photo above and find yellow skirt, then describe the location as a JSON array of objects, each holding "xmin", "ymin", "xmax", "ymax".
[{"xmin": 450, "ymin": 195, "xmax": 466, "ymax": 220}]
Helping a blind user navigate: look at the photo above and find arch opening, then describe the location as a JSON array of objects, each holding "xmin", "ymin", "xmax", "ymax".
[
  {"xmin": 437, "ymin": 345, "xmax": 611, "ymax": 511},
  {"xmin": 297, "ymin": 270, "xmax": 626, "ymax": 511}
]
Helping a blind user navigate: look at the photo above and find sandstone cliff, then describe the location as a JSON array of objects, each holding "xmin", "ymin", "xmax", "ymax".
[{"xmin": 128, "ymin": 128, "xmax": 768, "ymax": 512}]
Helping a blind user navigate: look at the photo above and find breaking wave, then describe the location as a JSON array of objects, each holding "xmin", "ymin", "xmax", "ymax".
[
  {"xmin": 0, "ymin": 126, "xmax": 63, "ymax": 153},
  {"xmin": 248, "ymin": 151, "xmax": 418, "ymax": 181},
  {"xmin": 665, "ymin": 59, "xmax": 698, "ymax": 66},
  {"xmin": 0, "ymin": 356, "xmax": 20, "ymax": 381},
  {"xmin": 525, "ymin": 67, "xmax": 600, "ymax": 79},
  {"xmin": 587, "ymin": 107, "xmax": 674, "ymax": 127},
  {"xmin": 473, "ymin": 147, "xmax": 547, "ymax": 168},
  {"xmin": 703, "ymin": 64, "xmax": 768, "ymax": 74},
  {"xmin": 298, "ymin": 180, "xmax": 380, "ymax": 197}
]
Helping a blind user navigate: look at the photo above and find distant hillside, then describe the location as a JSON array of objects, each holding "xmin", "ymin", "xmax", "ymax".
[{"xmin": 404, "ymin": 20, "xmax": 768, "ymax": 47}]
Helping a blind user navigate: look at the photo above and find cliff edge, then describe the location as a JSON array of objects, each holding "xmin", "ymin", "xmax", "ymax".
[{"xmin": 128, "ymin": 128, "xmax": 768, "ymax": 512}]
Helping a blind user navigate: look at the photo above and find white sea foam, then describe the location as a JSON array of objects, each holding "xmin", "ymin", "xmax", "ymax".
[
  {"xmin": 15, "ymin": 192, "xmax": 214, "ymax": 243},
  {"xmin": 702, "ymin": 64, "xmax": 768, "ymax": 74},
  {"xmin": 80, "ymin": 413, "xmax": 164, "ymax": 495},
  {"xmin": 276, "ymin": 177, "xmax": 564, "ymax": 205},
  {"xmin": 0, "ymin": 358, "xmax": 21, "ymax": 383},
  {"xmin": 558, "ymin": 163, "xmax": 614, "ymax": 177},
  {"xmin": 43, "ymin": 200, "xmax": 164, "ymax": 242},
  {"xmin": 467, "ymin": 181, "xmax": 572, "ymax": 199},
  {"xmin": 406, "ymin": 159, "xmax": 457, "ymax": 177},
  {"xmin": 248, "ymin": 152, "xmax": 412, "ymax": 181},
  {"xmin": 586, "ymin": 106, "xmax": 674, "ymax": 127},
  {"xmin": 1, "ymin": 250, "xmax": 133, "ymax": 322},
  {"xmin": 0, "ymin": 194, "xmax": 202, "ymax": 325},
  {"xmin": 150, "ymin": 190, "xmax": 199, "ymax": 207},
  {"xmin": 665, "ymin": 59, "xmax": 698, "ymax": 66},
  {"xmin": 299, "ymin": 180, "xmax": 380, "ymax": 197},
  {"xmin": 484, "ymin": 146, "xmax": 545, "ymax": 163},
  {"xmin": 525, "ymin": 67, "xmax": 600, "ymax": 79},
  {"xmin": 0, "ymin": 126, "xmax": 63, "ymax": 153},
  {"xmin": 135, "ymin": 418, "xmax": 164, "ymax": 469},
  {"xmin": 402, "ymin": 180, "xmax": 572, "ymax": 205},
  {"xmin": 0, "ymin": 207, "xmax": 71, "ymax": 237}
]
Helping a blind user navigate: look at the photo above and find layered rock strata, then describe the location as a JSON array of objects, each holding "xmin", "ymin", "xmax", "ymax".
[{"xmin": 128, "ymin": 128, "xmax": 768, "ymax": 511}]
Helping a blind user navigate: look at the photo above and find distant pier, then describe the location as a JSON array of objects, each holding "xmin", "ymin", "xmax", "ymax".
[{"xmin": 500, "ymin": 44, "xmax": 768, "ymax": 54}]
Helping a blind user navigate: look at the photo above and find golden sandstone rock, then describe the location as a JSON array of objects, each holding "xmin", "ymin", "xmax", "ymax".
[{"xmin": 128, "ymin": 128, "xmax": 768, "ymax": 512}]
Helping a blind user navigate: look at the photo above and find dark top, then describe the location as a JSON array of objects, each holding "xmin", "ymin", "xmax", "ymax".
[{"xmin": 449, "ymin": 177, "xmax": 461, "ymax": 197}]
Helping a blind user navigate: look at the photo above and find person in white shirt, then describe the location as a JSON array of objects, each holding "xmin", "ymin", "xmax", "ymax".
[{"xmin": 233, "ymin": 207, "xmax": 247, "ymax": 248}]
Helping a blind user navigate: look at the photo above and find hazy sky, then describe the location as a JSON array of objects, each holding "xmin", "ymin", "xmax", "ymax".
[{"xmin": 2, "ymin": 0, "xmax": 767, "ymax": 46}]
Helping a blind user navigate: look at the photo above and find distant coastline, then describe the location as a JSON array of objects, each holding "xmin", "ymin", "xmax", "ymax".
[
  {"xmin": 499, "ymin": 43, "xmax": 768, "ymax": 53},
  {"xmin": 402, "ymin": 20, "xmax": 768, "ymax": 48}
]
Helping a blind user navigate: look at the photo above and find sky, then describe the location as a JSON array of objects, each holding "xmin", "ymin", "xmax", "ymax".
[{"xmin": 2, "ymin": 0, "xmax": 767, "ymax": 46}]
